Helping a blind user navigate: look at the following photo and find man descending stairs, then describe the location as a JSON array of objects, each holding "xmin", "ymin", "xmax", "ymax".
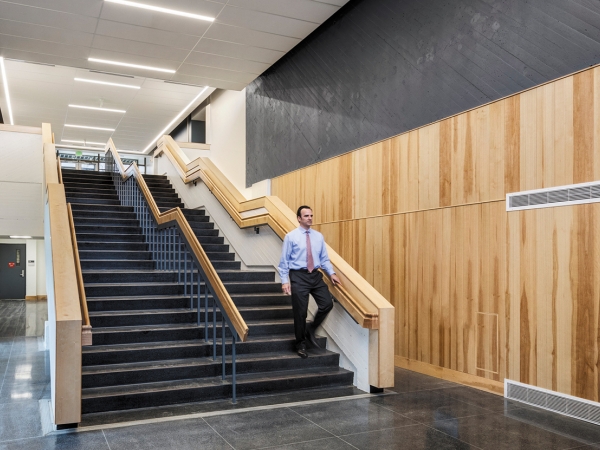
[{"xmin": 61, "ymin": 168, "xmax": 353, "ymax": 416}]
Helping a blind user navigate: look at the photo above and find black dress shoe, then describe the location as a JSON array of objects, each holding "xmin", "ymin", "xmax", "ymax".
[
  {"xmin": 305, "ymin": 326, "xmax": 321, "ymax": 349},
  {"xmin": 297, "ymin": 343, "xmax": 308, "ymax": 359}
]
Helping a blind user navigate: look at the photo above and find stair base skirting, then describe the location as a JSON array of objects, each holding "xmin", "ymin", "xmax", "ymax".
[{"xmin": 394, "ymin": 356, "xmax": 504, "ymax": 395}]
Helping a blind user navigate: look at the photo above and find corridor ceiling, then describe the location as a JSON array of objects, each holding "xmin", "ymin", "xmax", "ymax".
[{"xmin": 0, "ymin": 0, "xmax": 347, "ymax": 152}]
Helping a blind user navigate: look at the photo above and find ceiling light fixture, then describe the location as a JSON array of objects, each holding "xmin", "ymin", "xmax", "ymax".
[
  {"xmin": 104, "ymin": 0, "xmax": 215, "ymax": 21},
  {"xmin": 10, "ymin": 236, "xmax": 32, "ymax": 239},
  {"xmin": 88, "ymin": 58, "xmax": 175, "ymax": 74},
  {"xmin": 74, "ymin": 78, "xmax": 140, "ymax": 89},
  {"xmin": 64, "ymin": 124, "xmax": 115, "ymax": 131},
  {"xmin": 0, "ymin": 57, "xmax": 14, "ymax": 125},
  {"xmin": 69, "ymin": 104, "xmax": 126, "ymax": 113},
  {"xmin": 61, "ymin": 139, "xmax": 106, "ymax": 146},
  {"xmin": 142, "ymin": 86, "xmax": 209, "ymax": 153}
]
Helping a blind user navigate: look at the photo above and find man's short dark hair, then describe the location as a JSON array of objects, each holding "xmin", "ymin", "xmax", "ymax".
[{"xmin": 297, "ymin": 205, "xmax": 312, "ymax": 218}]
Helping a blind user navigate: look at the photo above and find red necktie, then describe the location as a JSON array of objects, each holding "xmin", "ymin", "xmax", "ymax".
[{"xmin": 306, "ymin": 231, "xmax": 315, "ymax": 273}]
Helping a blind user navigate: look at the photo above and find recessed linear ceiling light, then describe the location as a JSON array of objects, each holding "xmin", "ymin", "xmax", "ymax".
[
  {"xmin": 104, "ymin": 0, "xmax": 215, "ymax": 22},
  {"xmin": 75, "ymin": 78, "xmax": 140, "ymax": 89},
  {"xmin": 10, "ymin": 236, "xmax": 31, "ymax": 239},
  {"xmin": 88, "ymin": 58, "xmax": 175, "ymax": 74},
  {"xmin": 62, "ymin": 139, "xmax": 106, "ymax": 146},
  {"xmin": 0, "ymin": 57, "xmax": 14, "ymax": 125},
  {"xmin": 64, "ymin": 124, "xmax": 115, "ymax": 131},
  {"xmin": 143, "ymin": 86, "xmax": 209, "ymax": 153},
  {"xmin": 69, "ymin": 104, "xmax": 126, "ymax": 113}
]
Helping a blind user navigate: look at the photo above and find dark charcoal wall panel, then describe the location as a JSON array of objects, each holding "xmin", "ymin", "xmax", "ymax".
[{"xmin": 246, "ymin": 0, "xmax": 600, "ymax": 185}]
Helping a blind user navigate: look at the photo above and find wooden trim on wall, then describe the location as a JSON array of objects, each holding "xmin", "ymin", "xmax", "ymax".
[
  {"xmin": 395, "ymin": 356, "xmax": 504, "ymax": 395},
  {"xmin": 25, "ymin": 295, "xmax": 48, "ymax": 301}
]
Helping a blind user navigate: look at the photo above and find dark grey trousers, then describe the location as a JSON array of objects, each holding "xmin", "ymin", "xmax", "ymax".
[{"xmin": 289, "ymin": 269, "xmax": 333, "ymax": 347}]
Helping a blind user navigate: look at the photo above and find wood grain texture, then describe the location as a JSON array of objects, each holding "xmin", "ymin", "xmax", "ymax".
[{"xmin": 272, "ymin": 65, "xmax": 600, "ymax": 401}]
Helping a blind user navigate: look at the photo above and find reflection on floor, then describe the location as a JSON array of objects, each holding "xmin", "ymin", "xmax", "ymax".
[{"xmin": 2, "ymin": 301, "xmax": 600, "ymax": 449}]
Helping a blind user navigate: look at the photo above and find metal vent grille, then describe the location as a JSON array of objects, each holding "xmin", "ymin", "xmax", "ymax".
[
  {"xmin": 505, "ymin": 380, "xmax": 600, "ymax": 426},
  {"xmin": 507, "ymin": 182, "xmax": 600, "ymax": 211}
]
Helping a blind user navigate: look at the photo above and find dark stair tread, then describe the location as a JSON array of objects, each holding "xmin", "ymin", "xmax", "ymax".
[
  {"xmin": 82, "ymin": 350, "xmax": 336, "ymax": 375},
  {"xmin": 91, "ymin": 318, "xmax": 293, "ymax": 333},
  {"xmin": 82, "ymin": 334, "xmax": 298, "ymax": 354},
  {"xmin": 88, "ymin": 305, "xmax": 290, "ymax": 317},
  {"xmin": 81, "ymin": 366, "xmax": 351, "ymax": 398}
]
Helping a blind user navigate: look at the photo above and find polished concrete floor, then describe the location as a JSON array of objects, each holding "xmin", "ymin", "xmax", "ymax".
[{"xmin": 3, "ymin": 300, "xmax": 600, "ymax": 449}]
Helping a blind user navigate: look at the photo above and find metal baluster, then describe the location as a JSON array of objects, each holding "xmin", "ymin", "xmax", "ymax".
[
  {"xmin": 178, "ymin": 232, "xmax": 181, "ymax": 284},
  {"xmin": 222, "ymin": 317, "xmax": 226, "ymax": 380},
  {"xmin": 184, "ymin": 247, "xmax": 188, "ymax": 296},
  {"xmin": 204, "ymin": 284, "xmax": 208, "ymax": 342},
  {"xmin": 232, "ymin": 334, "xmax": 236, "ymax": 404},
  {"xmin": 189, "ymin": 258, "xmax": 194, "ymax": 309},
  {"xmin": 213, "ymin": 297, "xmax": 217, "ymax": 360},
  {"xmin": 196, "ymin": 272, "xmax": 200, "ymax": 326}
]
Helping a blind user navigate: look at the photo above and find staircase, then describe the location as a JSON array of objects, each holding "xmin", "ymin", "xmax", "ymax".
[{"xmin": 61, "ymin": 168, "xmax": 354, "ymax": 416}]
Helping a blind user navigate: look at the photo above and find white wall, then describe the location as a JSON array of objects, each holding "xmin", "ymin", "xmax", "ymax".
[
  {"xmin": 207, "ymin": 89, "xmax": 248, "ymax": 196},
  {"xmin": 0, "ymin": 129, "xmax": 44, "ymax": 237}
]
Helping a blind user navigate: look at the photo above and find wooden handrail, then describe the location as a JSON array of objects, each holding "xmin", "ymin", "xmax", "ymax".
[
  {"xmin": 67, "ymin": 203, "xmax": 92, "ymax": 346},
  {"xmin": 156, "ymin": 135, "xmax": 391, "ymax": 329},
  {"xmin": 105, "ymin": 139, "xmax": 249, "ymax": 342},
  {"xmin": 57, "ymin": 156, "xmax": 63, "ymax": 184}
]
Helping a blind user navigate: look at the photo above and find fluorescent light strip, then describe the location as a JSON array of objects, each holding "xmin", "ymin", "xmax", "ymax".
[
  {"xmin": 62, "ymin": 139, "xmax": 106, "ymax": 146},
  {"xmin": 89, "ymin": 58, "xmax": 175, "ymax": 74},
  {"xmin": 0, "ymin": 57, "xmax": 14, "ymax": 125},
  {"xmin": 10, "ymin": 236, "xmax": 31, "ymax": 239},
  {"xmin": 104, "ymin": 0, "xmax": 214, "ymax": 21},
  {"xmin": 143, "ymin": 86, "xmax": 209, "ymax": 153},
  {"xmin": 69, "ymin": 104, "xmax": 126, "ymax": 113},
  {"xmin": 65, "ymin": 124, "xmax": 115, "ymax": 131},
  {"xmin": 75, "ymin": 78, "xmax": 140, "ymax": 89}
]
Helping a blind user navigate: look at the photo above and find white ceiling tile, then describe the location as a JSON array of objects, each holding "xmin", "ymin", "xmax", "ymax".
[
  {"xmin": 216, "ymin": 6, "xmax": 318, "ymax": 39},
  {"xmin": 95, "ymin": 20, "xmax": 200, "ymax": 49},
  {"xmin": 0, "ymin": 19, "xmax": 95, "ymax": 47},
  {"xmin": 204, "ymin": 23, "xmax": 300, "ymax": 52},
  {"xmin": 312, "ymin": 0, "xmax": 347, "ymax": 6},
  {"xmin": 184, "ymin": 52, "xmax": 269, "ymax": 74},
  {"xmin": 99, "ymin": 2, "xmax": 221, "ymax": 36},
  {"xmin": 177, "ymin": 63, "xmax": 256, "ymax": 84},
  {"xmin": 227, "ymin": 0, "xmax": 339, "ymax": 23},
  {"xmin": 0, "ymin": 2, "xmax": 98, "ymax": 33},
  {"xmin": 91, "ymin": 35, "xmax": 190, "ymax": 62},
  {"xmin": 2, "ymin": 0, "xmax": 103, "ymax": 17},
  {"xmin": 194, "ymin": 38, "xmax": 283, "ymax": 64},
  {"xmin": 170, "ymin": 73, "xmax": 246, "ymax": 91},
  {"xmin": 0, "ymin": 35, "xmax": 90, "ymax": 60}
]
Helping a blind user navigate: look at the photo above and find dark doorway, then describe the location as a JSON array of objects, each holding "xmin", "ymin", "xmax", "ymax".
[{"xmin": 0, "ymin": 244, "xmax": 26, "ymax": 299}]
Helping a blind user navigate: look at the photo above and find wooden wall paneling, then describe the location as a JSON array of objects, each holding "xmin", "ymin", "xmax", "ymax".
[
  {"xmin": 489, "ymin": 102, "xmax": 505, "ymax": 200},
  {"xmin": 368, "ymin": 143, "xmax": 384, "ymax": 218},
  {"xmin": 474, "ymin": 106, "xmax": 491, "ymax": 202},
  {"xmin": 553, "ymin": 76, "xmax": 574, "ymax": 187},
  {"xmin": 439, "ymin": 118, "xmax": 453, "ymax": 207},
  {"xmin": 417, "ymin": 123, "xmax": 440, "ymax": 210},
  {"xmin": 476, "ymin": 202, "xmax": 493, "ymax": 377},
  {"xmin": 387, "ymin": 136, "xmax": 402, "ymax": 215},
  {"xmin": 407, "ymin": 212, "xmax": 420, "ymax": 361},
  {"xmin": 519, "ymin": 89, "xmax": 538, "ymax": 192},
  {"xmin": 520, "ymin": 209, "xmax": 538, "ymax": 386},
  {"xmin": 507, "ymin": 208, "xmax": 520, "ymax": 382},
  {"xmin": 440, "ymin": 207, "xmax": 452, "ymax": 368},
  {"xmin": 553, "ymin": 206, "xmax": 573, "ymax": 395},
  {"xmin": 338, "ymin": 154, "xmax": 353, "ymax": 221},
  {"xmin": 573, "ymin": 70, "xmax": 595, "ymax": 184},
  {"xmin": 450, "ymin": 114, "xmax": 467, "ymax": 205},
  {"xmin": 535, "ymin": 207, "xmax": 553, "ymax": 391},
  {"xmin": 573, "ymin": 204, "xmax": 599, "ymax": 400},
  {"xmin": 538, "ymin": 83, "xmax": 555, "ymax": 189},
  {"xmin": 449, "ymin": 205, "xmax": 462, "ymax": 371},
  {"xmin": 407, "ymin": 131, "xmax": 420, "ymax": 212},
  {"xmin": 396, "ymin": 134, "xmax": 411, "ymax": 214},
  {"xmin": 504, "ymin": 95, "xmax": 521, "ymax": 194},
  {"xmin": 490, "ymin": 201, "xmax": 508, "ymax": 382}
]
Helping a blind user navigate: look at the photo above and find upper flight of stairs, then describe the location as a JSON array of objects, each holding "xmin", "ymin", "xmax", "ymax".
[{"xmin": 61, "ymin": 168, "xmax": 353, "ymax": 415}]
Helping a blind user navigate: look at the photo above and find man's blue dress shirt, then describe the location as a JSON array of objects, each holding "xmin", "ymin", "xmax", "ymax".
[{"xmin": 278, "ymin": 227, "xmax": 335, "ymax": 284}]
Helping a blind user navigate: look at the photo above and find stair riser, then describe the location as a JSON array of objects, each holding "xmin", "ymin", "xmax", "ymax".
[
  {"xmin": 82, "ymin": 354, "xmax": 340, "ymax": 388},
  {"xmin": 71, "ymin": 204, "xmax": 133, "ymax": 212},
  {"xmin": 75, "ymin": 219, "xmax": 140, "ymax": 227},
  {"xmin": 80, "ymin": 260, "xmax": 155, "ymax": 270},
  {"xmin": 81, "ymin": 371, "xmax": 353, "ymax": 414},
  {"xmin": 78, "ymin": 242, "xmax": 148, "ymax": 251},
  {"xmin": 62, "ymin": 180, "xmax": 114, "ymax": 187},
  {"xmin": 87, "ymin": 297, "xmax": 192, "ymax": 312},
  {"xmin": 83, "ymin": 272, "xmax": 178, "ymax": 284},
  {"xmin": 92, "ymin": 327, "xmax": 203, "ymax": 346},
  {"xmin": 85, "ymin": 284, "xmax": 183, "ymax": 297},
  {"xmin": 76, "ymin": 226, "xmax": 142, "ymax": 234},
  {"xmin": 81, "ymin": 338, "xmax": 318, "ymax": 366},
  {"xmin": 66, "ymin": 192, "xmax": 119, "ymax": 200},
  {"xmin": 76, "ymin": 234, "xmax": 145, "ymax": 243},
  {"xmin": 79, "ymin": 251, "xmax": 151, "ymax": 260},
  {"xmin": 71, "ymin": 211, "xmax": 136, "ymax": 220},
  {"xmin": 68, "ymin": 198, "xmax": 121, "ymax": 206}
]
